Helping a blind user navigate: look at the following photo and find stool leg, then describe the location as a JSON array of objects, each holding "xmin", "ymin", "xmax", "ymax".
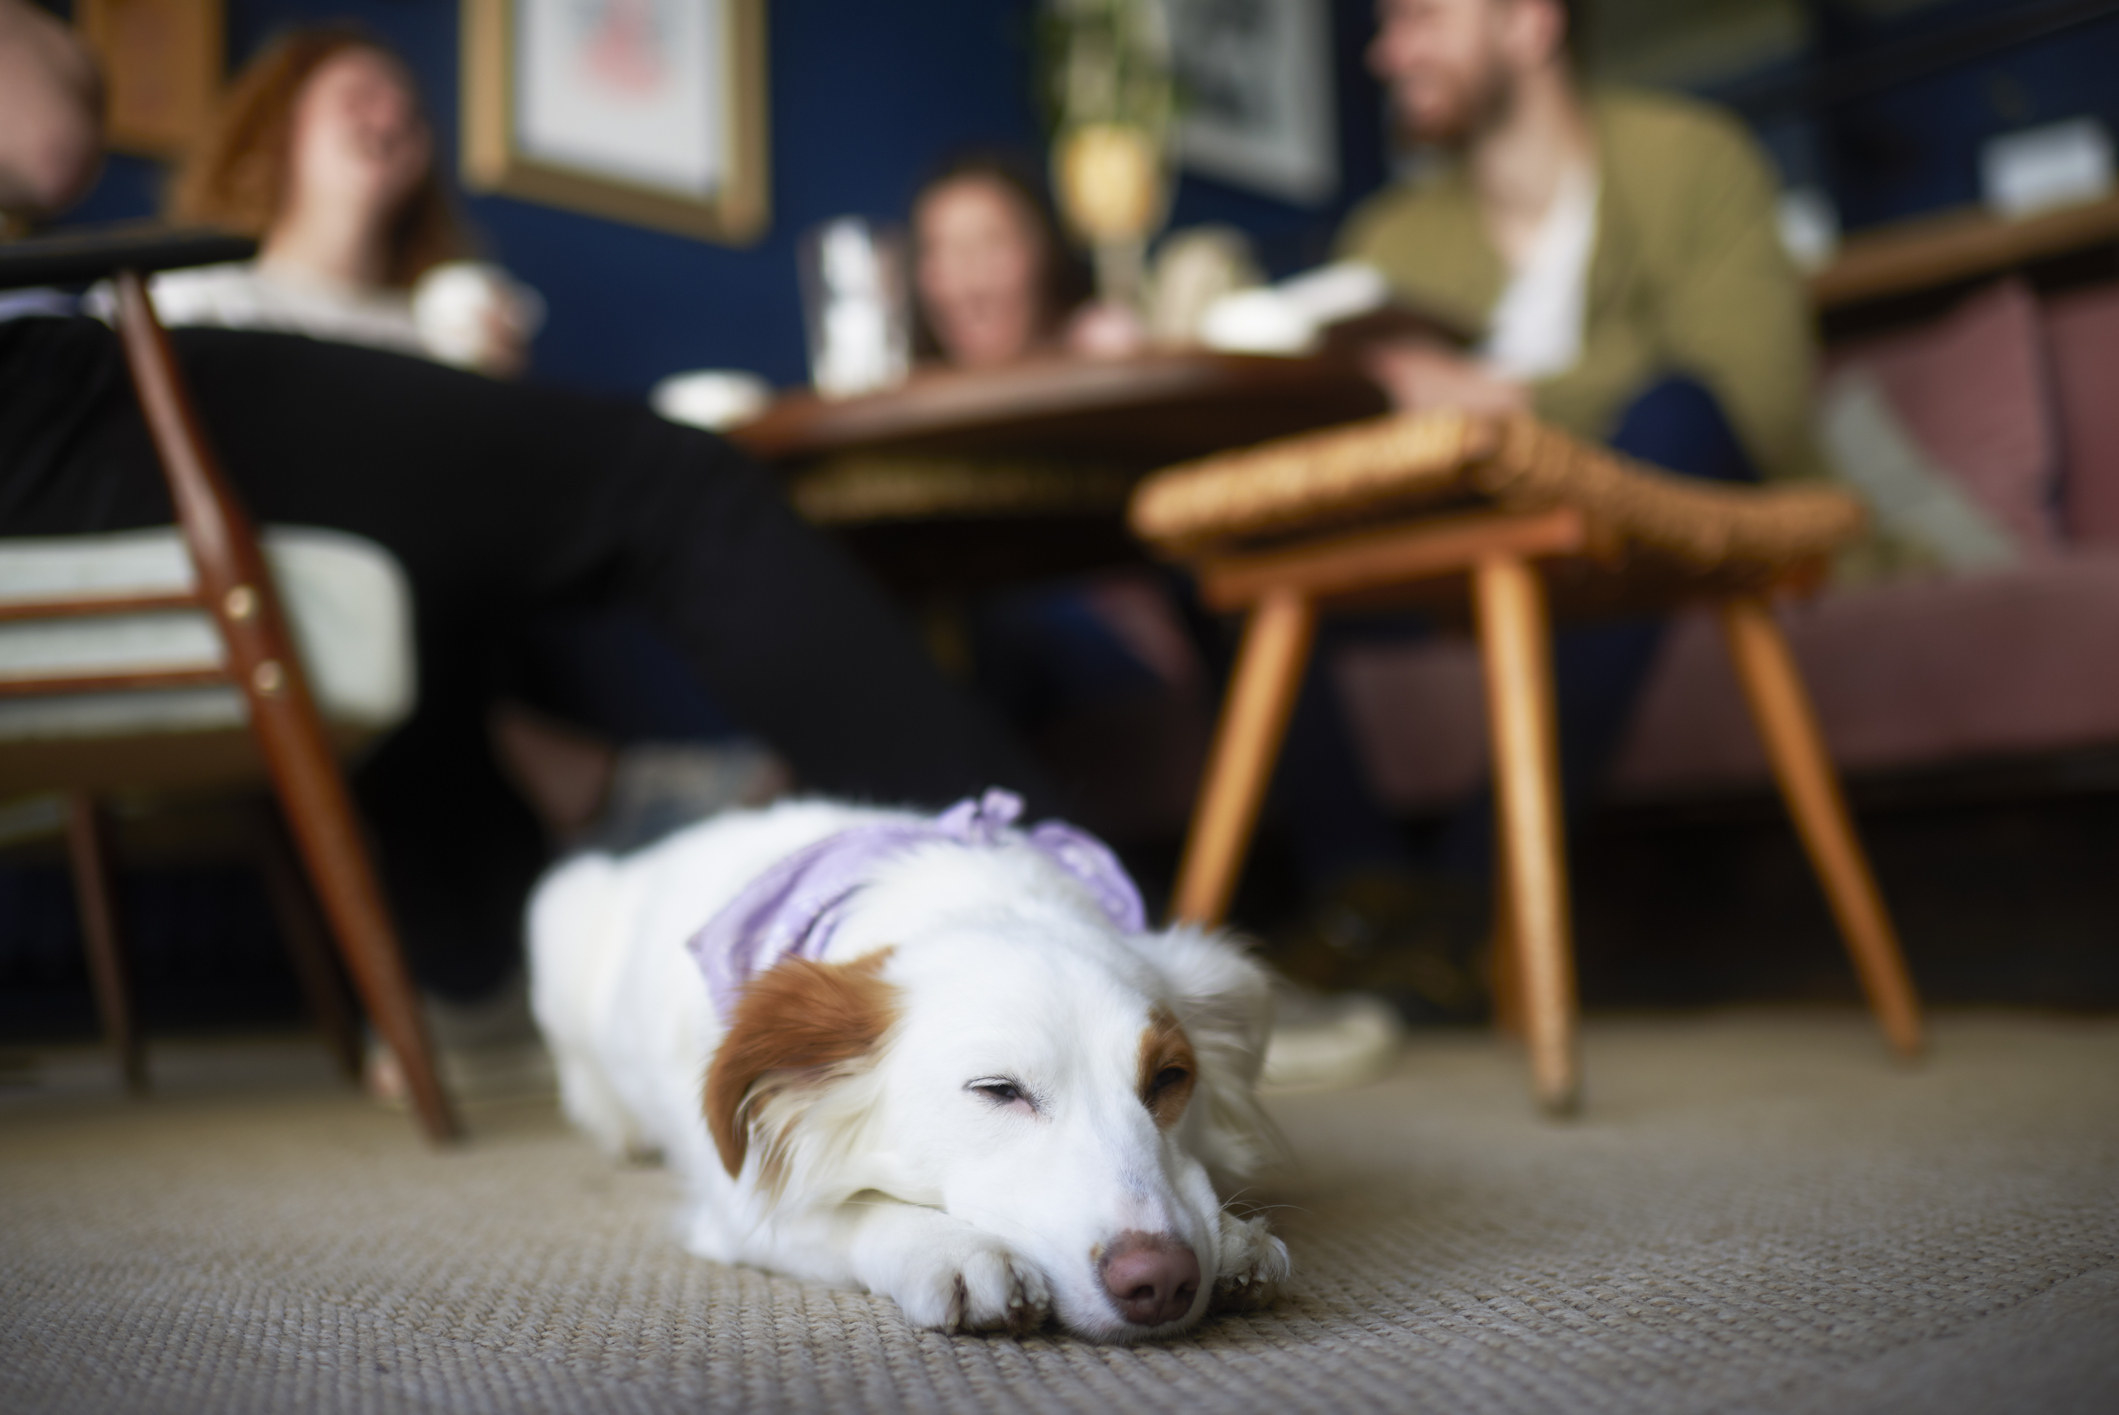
[
  {"xmin": 1171, "ymin": 589, "xmax": 1317, "ymax": 926},
  {"xmin": 1489, "ymin": 831, "xmax": 1526, "ymax": 1039},
  {"xmin": 1718, "ymin": 597, "xmax": 1923, "ymax": 1058},
  {"xmin": 64, "ymin": 793, "xmax": 146, "ymax": 1094},
  {"xmin": 1473, "ymin": 556, "xmax": 1578, "ymax": 1115}
]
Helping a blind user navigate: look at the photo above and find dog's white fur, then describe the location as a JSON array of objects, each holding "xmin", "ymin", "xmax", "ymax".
[{"xmin": 528, "ymin": 798, "xmax": 1289, "ymax": 1340}]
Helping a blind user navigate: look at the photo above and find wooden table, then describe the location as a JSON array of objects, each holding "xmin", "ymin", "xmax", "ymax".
[{"xmin": 725, "ymin": 350, "xmax": 1389, "ymax": 595}]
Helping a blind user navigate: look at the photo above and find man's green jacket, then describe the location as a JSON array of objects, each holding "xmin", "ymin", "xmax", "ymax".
[{"xmin": 1338, "ymin": 87, "xmax": 1826, "ymax": 484}]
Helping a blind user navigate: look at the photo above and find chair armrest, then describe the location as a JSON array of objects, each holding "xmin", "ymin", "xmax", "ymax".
[{"xmin": 0, "ymin": 222, "xmax": 256, "ymax": 290}]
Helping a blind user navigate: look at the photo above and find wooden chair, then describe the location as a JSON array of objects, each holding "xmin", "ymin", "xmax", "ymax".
[
  {"xmin": 1130, "ymin": 409, "xmax": 1923, "ymax": 1114},
  {"xmin": 0, "ymin": 228, "xmax": 458, "ymax": 1142}
]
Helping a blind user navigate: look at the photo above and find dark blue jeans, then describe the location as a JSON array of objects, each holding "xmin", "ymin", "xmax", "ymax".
[{"xmin": 1270, "ymin": 375, "xmax": 1763, "ymax": 884}]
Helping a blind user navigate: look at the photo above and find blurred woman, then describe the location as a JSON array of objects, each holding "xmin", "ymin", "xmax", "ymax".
[
  {"xmin": 127, "ymin": 25, "xmax": 534, "ymax": 375},
  {"xmin": 911, "ymin": 152, "xmax": 1138, "ymax": 367},
  {"xmin": 905, "ymin": 153, "xmax": 1186, "ymax": 866}
]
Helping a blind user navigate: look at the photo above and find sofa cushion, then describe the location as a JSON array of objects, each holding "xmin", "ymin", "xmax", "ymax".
[
  {"xmin": 1338, "ymin": 552, "xmax": 2119, "ymax": 807},
  {"xmin": 2044, "ymin": 282, "xmax": 2119, "ymax": 546},
  {"xmin": 0, "ymin": 527, "xmax": 415, "ymax": 742}
]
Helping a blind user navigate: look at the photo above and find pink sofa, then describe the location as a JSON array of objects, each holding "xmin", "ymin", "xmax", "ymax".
[{"xmin": 1335, "ymin": 278, "xmax": 2119, "ymax": 812}]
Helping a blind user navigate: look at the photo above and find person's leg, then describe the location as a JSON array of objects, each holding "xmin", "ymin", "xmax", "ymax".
[
  {"xmin": 969, "ymin": 582, "xmax": 1166, "ymax": 735},
  {"xmin": 505, "ymin": 609, "xmax": 740, "ymax": 745},
  {"xmin": 1438, "ymin": 374, "xmax": 1762, "ymax": 874},
  {"xmin": 3, "ymin": 320, "xmax": 1051, "ymax": 994},
  {"xmin": 163, "ymin": 328, "xmax": 1051, "ymax": 808}
]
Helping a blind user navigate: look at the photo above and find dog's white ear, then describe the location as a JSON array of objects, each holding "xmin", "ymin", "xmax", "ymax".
[
  {"xmin": 703, "ymin": 951, "xmax": 898, "ymax": 1181},
  {"xmin": 1136, "ymin": 925, "xmax": 1279, "ymax": 1182}
]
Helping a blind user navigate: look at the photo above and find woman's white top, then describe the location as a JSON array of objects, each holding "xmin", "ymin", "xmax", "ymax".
[
  {"xmin": 102, "ymin": 261, "xmax": 432, "ymax": 358},
  {"xmin": 86, "ymin": 259, "xmax": 544, "ymax": 375},
  {"xmin": 1479, "ymin": 163, "xmax": 1600, "ymax": 383}
]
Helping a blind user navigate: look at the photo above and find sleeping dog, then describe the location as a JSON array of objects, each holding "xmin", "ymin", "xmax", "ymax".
[{"xmin": 528, "ymin": 789, "xmax": 1288, "ymax": 1340}]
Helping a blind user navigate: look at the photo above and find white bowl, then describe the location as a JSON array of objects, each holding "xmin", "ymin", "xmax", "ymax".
[{"xmin": 651, "ymin": 370, "xmax": 775, "ymax": 431}]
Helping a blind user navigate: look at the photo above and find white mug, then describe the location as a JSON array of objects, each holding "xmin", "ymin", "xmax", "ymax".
[{"xmin": 412, "ymin": 261, "xmax": 547, "ymax": 373}]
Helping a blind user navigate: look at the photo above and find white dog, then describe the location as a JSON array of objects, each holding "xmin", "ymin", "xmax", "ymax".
[{"xmin": 528, "ymin": 789, "xmax": 1289, "ymax": 1341}]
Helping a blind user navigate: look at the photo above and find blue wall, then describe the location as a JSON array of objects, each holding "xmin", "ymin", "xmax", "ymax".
[
  {"xmin": 1714, "ymin": 0, "xmax": 2119, "ymax": 232},
  {"xmin": 1817, "ymin": 1, "xmax": 2119, "ymax": 230}
]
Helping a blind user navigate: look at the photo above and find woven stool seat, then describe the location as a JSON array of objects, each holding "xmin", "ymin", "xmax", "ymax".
[
  {"xmin": 1132, "ymin": 409, "xmax": 1919, "ymax": 1116},
  {"xmin": 1132, "ymin": 410, "xmax": 1866, "ymax": 592}
]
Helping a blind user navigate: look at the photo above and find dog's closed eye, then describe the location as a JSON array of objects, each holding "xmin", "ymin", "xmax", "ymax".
[{"xmin": 968, "ymin": 1078, "xmax": 1037, "ymax": 1113}]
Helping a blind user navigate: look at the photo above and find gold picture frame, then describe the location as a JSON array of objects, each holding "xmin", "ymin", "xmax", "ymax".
[
  {"xmin": 461, "ymin": 0, "xmax": 769, "ymax": 245},
  {"xmin": 75, "ymin": 0, "xmax": 225, "ymax": 159}
]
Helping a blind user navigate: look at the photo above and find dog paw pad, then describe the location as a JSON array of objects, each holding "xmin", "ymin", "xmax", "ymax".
[{"xmin": 895, "ymin": 1237, "xmax": 1051, "ymax": 1333}]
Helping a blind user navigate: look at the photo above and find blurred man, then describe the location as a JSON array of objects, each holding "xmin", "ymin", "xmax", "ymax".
[
  {"xmin": 1309, "ymin": 0, "xmax": 1828, "ymax": 915},
  {"xmin": 1346, "ymin": 0, "xmax": 1825, "ymax": 487}
]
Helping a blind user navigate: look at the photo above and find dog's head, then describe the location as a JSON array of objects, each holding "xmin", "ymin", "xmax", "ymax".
[{"xmin": 702, "ymin": 848, "xmax": 1275, "ymax": 1341}]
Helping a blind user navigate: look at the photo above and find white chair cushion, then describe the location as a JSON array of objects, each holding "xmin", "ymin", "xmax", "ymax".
[{"xmin": 0, "ymin": 527, "xmax": 416, "ymax": 741}]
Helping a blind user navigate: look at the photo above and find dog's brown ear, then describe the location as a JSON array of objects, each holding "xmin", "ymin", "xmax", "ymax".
[{"xmin": 704, "ymin": 950, "xmax": 897, "ymax": 1179}]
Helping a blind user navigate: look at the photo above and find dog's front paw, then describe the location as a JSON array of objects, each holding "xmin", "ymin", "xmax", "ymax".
[
  {"xmin": 1210, "ymin": 1213, "xmax": 1290, "ymax": 1313},
  {"xmin": 888, "ymin": 1233, "xmax": 1052, "ymax": 1334}
]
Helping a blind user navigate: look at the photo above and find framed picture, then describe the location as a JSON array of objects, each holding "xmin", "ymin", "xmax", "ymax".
[
  {"xmin": 462, "ymin": 0, "xmax": 770, "ymax": 244},
  {"xmin": 1167, "ymin": 0, "xmax": 1338, "ymax": 206},
  {"xmin": 75, "ymin": 0, "xmax": 224, "ymax": 158}
]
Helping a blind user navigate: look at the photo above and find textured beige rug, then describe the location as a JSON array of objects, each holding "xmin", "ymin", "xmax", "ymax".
[{"xmin": 4, "ymin": 1010, "xmax": 2116, "ymax": 1414}]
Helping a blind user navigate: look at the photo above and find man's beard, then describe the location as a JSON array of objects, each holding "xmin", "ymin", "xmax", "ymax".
[{"xmin": 1396, "ymin": 61, "xmax": 1517, "ymax": 151}]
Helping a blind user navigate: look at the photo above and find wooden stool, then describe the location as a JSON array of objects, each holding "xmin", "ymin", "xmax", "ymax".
[{"xmin": 1131, "ymin": 410, "xmax": 1923, "ymax": 1114}]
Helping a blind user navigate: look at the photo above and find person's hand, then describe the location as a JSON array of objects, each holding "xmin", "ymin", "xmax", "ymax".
[
  {"xmin": 1063, "ymin": 300, "xmax": 1148, "ymax": 360},
  {"xmin": 1362, "ymin": 341, "xmax": 1529, "ymax": 415},
  {"xmin": 468, "ymin": 305, "xmax": 530, "ymax": 379},
  {"xmin": 412, "ymin": 262, "xmax": 542, "ymax": 378}
]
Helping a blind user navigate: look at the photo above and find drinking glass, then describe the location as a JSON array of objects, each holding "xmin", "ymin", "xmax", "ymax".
[{"xmin": 798, "ymin": 218, "xmax": 912, "ymax": 399}]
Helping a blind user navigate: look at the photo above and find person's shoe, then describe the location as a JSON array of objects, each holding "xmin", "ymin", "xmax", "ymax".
[
  {"xmin": 364, "ymin": 969, "xmax": 555, "ymax": 1107},
  {"xmin": 1259, "ymin": 975, "xmax": 1404, "ymax": 1091},
  {"xmin": 578, "ymin": 739, "xmax": 789, "ymax": 852},
  {"xmin": 1265, "ymin": 868, "xmax": 1491, "ymax": 1024}
]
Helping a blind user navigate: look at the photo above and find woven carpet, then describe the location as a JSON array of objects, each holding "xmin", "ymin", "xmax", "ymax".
[{"xmin": 4, "ymin": 1010, "xmax": 2116, "ymax": 1414}]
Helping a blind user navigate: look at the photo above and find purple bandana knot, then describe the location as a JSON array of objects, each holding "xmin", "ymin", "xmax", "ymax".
[{"xmin": 686, "ymin": 789, "xmax": 1146, "ymax": 1020}]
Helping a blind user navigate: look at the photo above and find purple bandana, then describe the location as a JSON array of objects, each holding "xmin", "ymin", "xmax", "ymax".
[{"xmin": 685, "ymin": 789, "xmax": 1146, "ymax": 1020}]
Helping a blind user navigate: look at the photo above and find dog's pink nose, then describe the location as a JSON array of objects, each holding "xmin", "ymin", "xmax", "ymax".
[{"xmin": 1099, "ymin": 1231, "xmax": 1201, "ymax": 1326}]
